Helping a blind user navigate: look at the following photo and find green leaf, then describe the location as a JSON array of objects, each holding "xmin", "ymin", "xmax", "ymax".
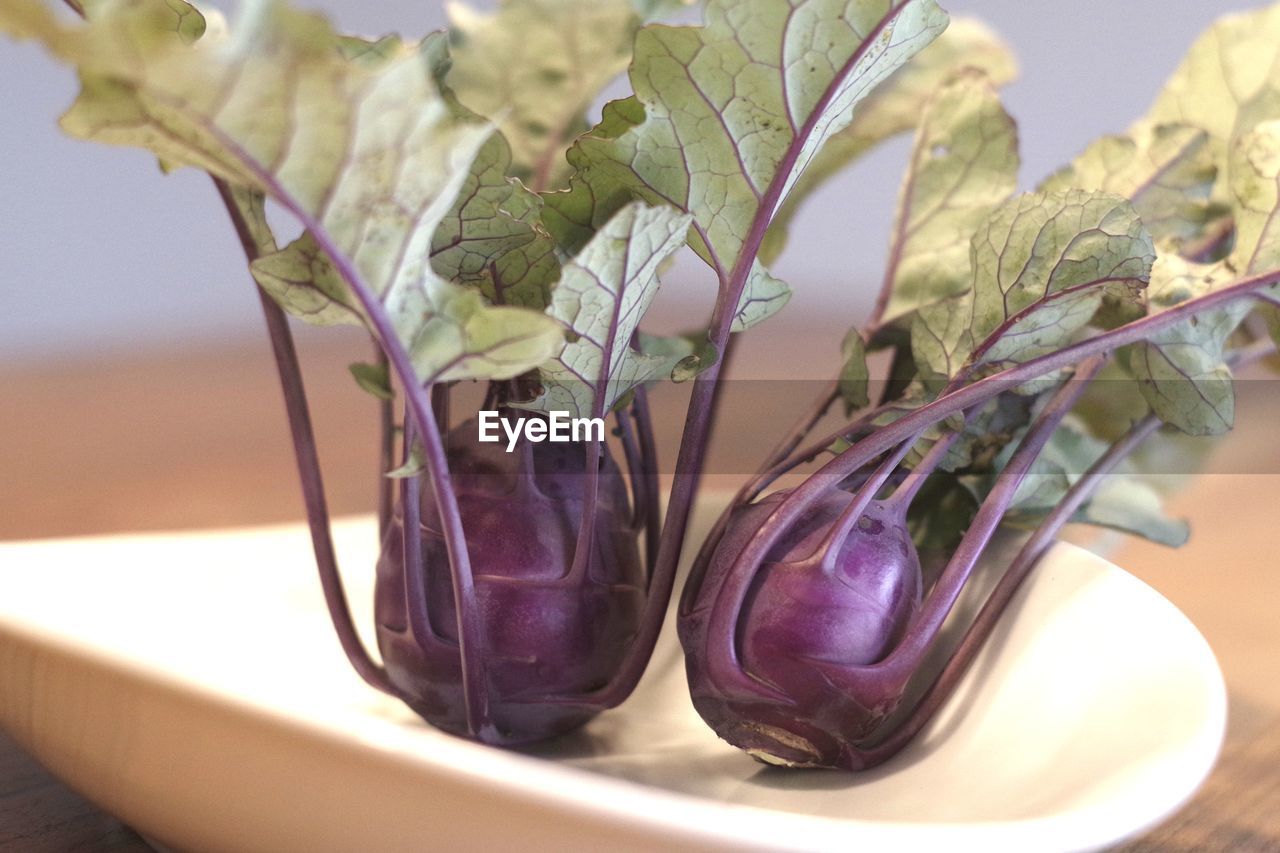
[
  {"xmin": 874, "ymin": 68, "xmax": 1018, "ymax": 325},
  {"xmin": 71, "ymin": 0, "xmax": 206, "ymax": 42},
  {"xmin": 418, "ymin": 30, "xmax": 562, "ymax": 309},
  {"xmin": 632, "ymin": 0, "xmax": 701, "ymax": 21},
  {"xmin": 1230, "ymin": 119, "xmax": 1280, "ymax": 275},
  {"xmin": 1082, "ymin": 476, "xmax": 1189, "ymax": 548},
  {"xmin": 734, "ymin": 264, "xmax": 793, "ymax": 331},
  {"xmin": 912, "ymin": 190, "xmax": 1155, "ymax": 380},
  {"xmin": 386, "ymin": 445, "xmax": 426, "ymax": 479},
  {"xmin": 349, "ymin": 361, "xmax": 394, "ymax": 401},
  {"xmin": 542, "ymin": 96, "xmax": 645, "ymax": 253},
  {"xmin": 545, "ymin": 0, "xmax": 949, "ymax": 331},
  {"xmin": 1042, "ymin": 122, "xmax": 1218, "ymax": 249},
  {"xmin": 765, "ymin": 16, "xmax": 1017, "ymax": 264},
  {"xmin": 251, "ymin": 236, "xmax": 366, "ymax": 327},
  {"xmin": 871, "ymin": 383, "xmax": 1031, "ymax": 473},
  {"xmin": 5, "ymin": 0, "xmax": 566, "ymax": 385},
  {"xmin": 1231, "ymin": 120, "xmax": 1280, "ymax": 345},
  {"xmin": 427, "ymin": 131, "xmax": 562, "ymax": 309},
  {"xmin": 838, "ymin": 329, "xmax": 870, "ymax": 411},
  {"xmin": 1120, "ymin": 255, "xmax": 1248, "ymax": 436},
  {"xmin": 224, "ymin": 184, "xmax": 277, "ymax": 256},
  {"xmin": 984, "ymin": 419, "xmax": 1189, "ymax": 547},
  {"xmin": 636, "ymin": 331, "xmax": 718, "ymax": 382},
  {"xmin": 445, "ymin": 0, "xmax": 639, "ymax": 191},
  {"xmin": 1146, "ymin": 5, "xmax": 1280, "ymax": 167},
  {"xmin": 397, "ymin": 280, "xmax": 569, "ymax": 384},
  {"xmin": 524, "ymin": 202, "xmax": 693, "ymax": 419}
]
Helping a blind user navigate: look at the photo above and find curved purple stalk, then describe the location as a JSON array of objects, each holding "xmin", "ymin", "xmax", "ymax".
[
  {"xmin": 615, "ymin": 408, "xmax": 646, "ymax": 530},
  {"xmin": 701, "ymin": 357, "xmax": 1105, "ymax": 705},
  {"xmin": 873, "ymin": 356, "xmax": 1106, "ymax": 679},
  {"xmin": 757, "ymin": 378, "xmax": 842, "ymax": 478},
  {"xmin": 377, "ymin": 347, "xmax": 394, "ymax": 543},
  {"xmin": 818, "ymin": 338, "xmax": 1272, "ymax": 767},
  {"xmin": 679, "ymin": 399, "xmax": 875, "ymax": 617},
  {"xmin": 631, "ymin": 386, "xmax": 663, "ymax": 579},
  {"xmin": 753, "ymin": 411, "xmax": 882, "ymax": 497},
  {"xmin": 855, "ymin": 412, "xmax": 1164, "ymax": 767},
  {"xmin": 534, "ymin": 2, "xmax": 926, "ymax": 710},
  {"xmin": 700, "ymin": 262, "xmax": 1280, "ymax": 637},
  {"xmin": 887, "ymin": 427, "xmax": 961, "ymax": 508},
  {"xmin": 401, "ymin": 414, "xmax": 441, "ymax": 652},
  {"xmin": 568, "ymin": 438, "xmax": 603, "ymax": 580},
  {"xmin": 815, "ymin": 436, "xmax": 921, "ymax": 571},
  {"xmin": 192, "ymin": 114, "xmax": 494, "ymax": 735},
  {"xmin": 213, "ymin": 179, "xmax": 394, "ymax": 696}
]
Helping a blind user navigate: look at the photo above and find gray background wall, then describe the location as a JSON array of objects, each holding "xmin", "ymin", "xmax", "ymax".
[{"xmin": 0, "ymin": 1, "xmax": 1246, "ymax": 363}]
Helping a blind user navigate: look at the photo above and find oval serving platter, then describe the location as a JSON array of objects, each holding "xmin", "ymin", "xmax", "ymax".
[{"xmin": 0, "ymin": 508, "xmax": 1225, "ymax": 852}]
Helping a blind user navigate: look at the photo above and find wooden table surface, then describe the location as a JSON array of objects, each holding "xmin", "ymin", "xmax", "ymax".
[{"xmin": 2, "ymin": 325, "xmax": 1279, "ymax": 851}]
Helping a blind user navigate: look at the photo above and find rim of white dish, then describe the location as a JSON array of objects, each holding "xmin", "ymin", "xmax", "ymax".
[{"xmin": 0, "ymin": 531, "xmax": 1227, "ymax": 853}]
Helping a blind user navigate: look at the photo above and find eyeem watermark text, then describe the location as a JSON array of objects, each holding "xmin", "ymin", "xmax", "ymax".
[{"xmin": 478, "ymin": 411, "xmax": 605, "ymax": 452}]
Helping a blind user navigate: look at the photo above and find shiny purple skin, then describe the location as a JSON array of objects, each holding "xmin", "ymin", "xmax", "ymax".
[
  {"xmin": 679, "ymin": 488, "xmax": 922, "ymax": 767},
  {"xmin": 375, "ymin": 419, "xmax": 646, "ymax": 745}
]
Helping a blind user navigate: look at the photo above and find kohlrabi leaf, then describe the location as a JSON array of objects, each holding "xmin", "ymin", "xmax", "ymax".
[
  {"xmin": 444, "ymin": 0, "xmax": 639, "ymax": 191},
  {"xmin": 1230, "ymin": 119, "xmax": 1280, "ymax": 275},
  {"xmin": 632, "ymin": 0, "xmax": 701, "ymax": 21},
  {"xmin": 872, "ymin": 383, "xmax": 1031, "ymax": 473},
  {"xmin": 349, "ymin": 361, "xmax": 394, "ymax": 401},
  {"xmin": 524, "ymin": 202, "xmax": 694, "ymax": 419},
  {"xmin": 250, "ymin": 236, "xmax": 367, "ymax": 326},
  {"xmin": 1121, "ymin": 256, "xmax": 1248, "ymax": 436},
  {"xmin": 78, "ymin": 0, "xmax": 207, "ymax": 42},
  {"xmin": 1041, "ymin": 122, "xmax": 1218, "ymax": 248},
  {"xmin": 734, "ymin": 264, "xmax": 793, "ymax": 331},
  {"xmin": 638, "ymin": 332, "xmax": 719, "ymax": 382},
  {"xmin": 990, "ymin": 420, "xmax": 1189, "ymax": 546},
  {"xmin": 873, "ymin": 68, "xmax": 1018, "ymax": 325},
  {"xmin": 4, "ymin": 0, "xmax": 565, "ymax": 385},
  {"xmin": 1146, "ymin": 4, "xmax": 1280, "ymax": 170},
  {"xmin": 1083, "ymin": 476, "xmax": 1190, "ymax": 548},
  {"xmin": 764, "ymin": 16, "xmax": 1017, "ymax": 264},
  {"xmin": 427, "ymin": 131, "xmax": 562, "ymax": 309},
  {"xmin": 400, "ymin": 282, "xmax": 567, "ymax": 383},
  {"xmin": 545, "ymin": 0, "xmax": 949, "ymax": 333},
  {"xmin": 912, "ymin": 190, "xmax": 1155, "ymax": 380},
  {"xmin": 225, "ymin": 184, "xmax": 278, "ymax": 256},
  {"xmin": 838, "ymin": 330, "xmax": 871, "ymax": 411},
  {"xmin": 1231, "ymin": 119, "xmax": 1280, "ymax": 346},
  {"xmin": 421, "ymin": 30, "xmax": 562, "ymax": 309}
]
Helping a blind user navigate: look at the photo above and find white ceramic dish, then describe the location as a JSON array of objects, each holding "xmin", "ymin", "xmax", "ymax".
[{"xmin": 0, "ymin": 512, "xmax": 1224, "ymax": 853}]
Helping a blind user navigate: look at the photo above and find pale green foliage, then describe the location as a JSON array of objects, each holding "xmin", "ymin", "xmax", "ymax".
[
  {"xmin": 1146, "ymin": 2, "xmax": 1280, "ymax": 194},
  {"xmin": 1230, "ymin": 120, "xmax": 1280, "ymax": 275},
  {"xmin": 990, "ymin": 421, "xmax": 1189, "ymax": 547},
  {"xmin": 765, "ymin": 16, "xmax": 1017, "ymax": 263},
  {"xmin": 913, "ymin": 190, "xmax": 1155, "ymax": 380},
  {"xmin": 734, "ymin": 266, "xmax": 793, "ymax": 332},
  {"xmin": 0, "ymin": 0, "xmax": 564, "ymax": 385},
  {"xmin": 875, "ymin": 68, "xmax": 1018, "ymax": 325},
  {"xmin": 636, "ymin": 332, "xmax": 718, "ymax": 383},
  {"xmin": 1042, "ymin": 123, "xmax": 1219, "ymax": 249},
  {"xmin": 445, "ymin": 0, "xmax": 639, "ymax": 191},
  {"xmin": 838, "ymin": 330, "xmax": 870, "ymax": 411},
  {"xmin": 632, "ymin": 0, "xmax": 701, "ymax": 20},
  {"xmin": 545, "ymin": 0, "xmax": 949, "ymax": 333},
  {"xmin": 524, "ymin": 202, "xmax": 694, "ymax": 419},
  {"xmin": 427, "ymin": 131, "xmax": 562, "ymax": 309},
  {"xmin": 422, "ymin": 32, "xmax": 563, "ymax": 310},
  {"xmin": 1122, "ymin": 256, "xmax": 1248, "ymax": 436},
  {"xmin": 348, "ymin": 362, "xmax": 394, "ymax": 401}
]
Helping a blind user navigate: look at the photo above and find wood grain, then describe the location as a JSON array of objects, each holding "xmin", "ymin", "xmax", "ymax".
[{"xmin": 1, "ymin": 328, "xmax": 1278, "ymax": 850}]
